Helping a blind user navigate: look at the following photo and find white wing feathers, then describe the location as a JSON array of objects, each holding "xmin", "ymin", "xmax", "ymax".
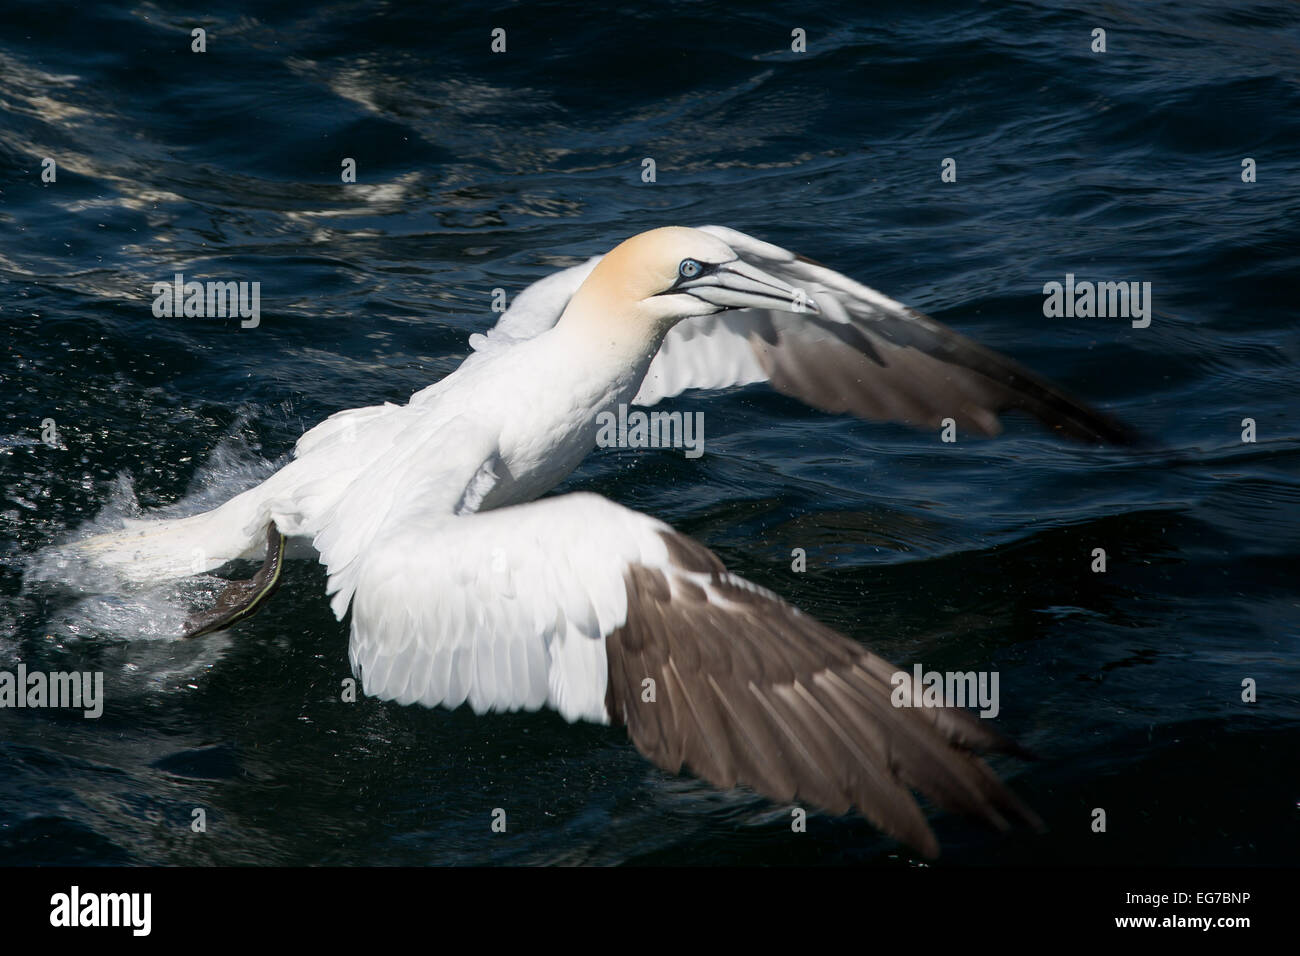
[
  {"xmin": 287, "ymin": 414, "xmax": 501, "ymax": 621},
  {"xmin": 346, "ymin": 492, "xmax": 671, "ymax": 722},
  {"xmin": 632, "ymin": 312, "xmax": 768, "ymax": 406}
]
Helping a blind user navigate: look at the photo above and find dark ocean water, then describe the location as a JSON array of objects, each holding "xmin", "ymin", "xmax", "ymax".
[{"xmin": 0, "ymin": 1, "xmax": 1297, "ymax": 866}]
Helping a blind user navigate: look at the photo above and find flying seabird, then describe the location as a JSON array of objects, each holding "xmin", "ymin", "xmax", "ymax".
[{"xmin": 67, "ymin": 225, "xmax": 1136, "ymax": 856}]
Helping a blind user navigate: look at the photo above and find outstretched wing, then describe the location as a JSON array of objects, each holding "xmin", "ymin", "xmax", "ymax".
[
  {"xmin": 477, "ymin": 225, "xmax": 1136, "ymax": 444},
  {"xmin": 346, "ymin": 491, "xmax": 1041, "ymax": 857}
]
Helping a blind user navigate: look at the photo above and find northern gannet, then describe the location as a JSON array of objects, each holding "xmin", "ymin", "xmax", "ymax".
[{"xmin": 66, "ymin": 225, "xmax": 1136, "ymax": 856}]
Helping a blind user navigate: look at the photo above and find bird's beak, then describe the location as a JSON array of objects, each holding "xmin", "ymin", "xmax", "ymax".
[{"xmin": 677, "ymin": 260, "xmax": 820, "ymax": 314}]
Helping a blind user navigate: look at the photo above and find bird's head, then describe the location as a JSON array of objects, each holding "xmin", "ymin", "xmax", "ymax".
[{"xmin": 559, "ymin": 226, "xmax": 817, "ymax": 350}]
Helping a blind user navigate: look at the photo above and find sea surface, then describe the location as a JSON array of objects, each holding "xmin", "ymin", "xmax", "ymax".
[{"xmin": 1, "ymin": 1, "xmax": 1297, "ymax": 865}]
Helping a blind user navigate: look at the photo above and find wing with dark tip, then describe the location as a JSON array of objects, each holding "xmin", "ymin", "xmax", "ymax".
[
  {"xmin": 344, "ymin": 491, "xmax": 1041, "ymax": 857},
  {"xmin": 603, "ymin": 527, "xmax": 1042, "ymax": 858},
  {"xmin": 628, "ymin": 225, "xmax": 1139, "ymax": 444}
]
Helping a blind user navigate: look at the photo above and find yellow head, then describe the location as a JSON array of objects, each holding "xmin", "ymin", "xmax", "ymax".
[{"xmin": 558, "ymin": 226, "xmax": 813, "ymax": 351}]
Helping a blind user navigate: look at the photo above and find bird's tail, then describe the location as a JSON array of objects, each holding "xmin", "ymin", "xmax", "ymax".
[{"xmin": 64, "ymin": 487, "xmax": 270, "ymax": 584}]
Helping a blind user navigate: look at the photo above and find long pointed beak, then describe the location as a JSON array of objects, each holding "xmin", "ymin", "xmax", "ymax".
[{"xmin": 681, "ymin": 260, "xmax": 820, "ymax": 314}]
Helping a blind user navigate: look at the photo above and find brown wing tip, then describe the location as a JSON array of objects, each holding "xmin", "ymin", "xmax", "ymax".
[{"xmin": 608, "ymin": 523, "xmax": 1050, "ymax": 860}]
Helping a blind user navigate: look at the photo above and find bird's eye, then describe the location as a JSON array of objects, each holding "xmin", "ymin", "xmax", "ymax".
[{"xmin": 678, "ymin": 258, "xmax": 703, "ymax": 279}]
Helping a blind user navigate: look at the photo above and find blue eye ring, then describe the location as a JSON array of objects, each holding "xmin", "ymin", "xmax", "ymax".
[{"xmin": 678, "ymin": 258, "xmax": 703, "ymax": 279}]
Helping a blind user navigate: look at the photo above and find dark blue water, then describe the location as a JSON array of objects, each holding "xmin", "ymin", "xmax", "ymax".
[{"xmin": 1, "ymin": 1, "xmax": 1297, "ymax": 865}]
